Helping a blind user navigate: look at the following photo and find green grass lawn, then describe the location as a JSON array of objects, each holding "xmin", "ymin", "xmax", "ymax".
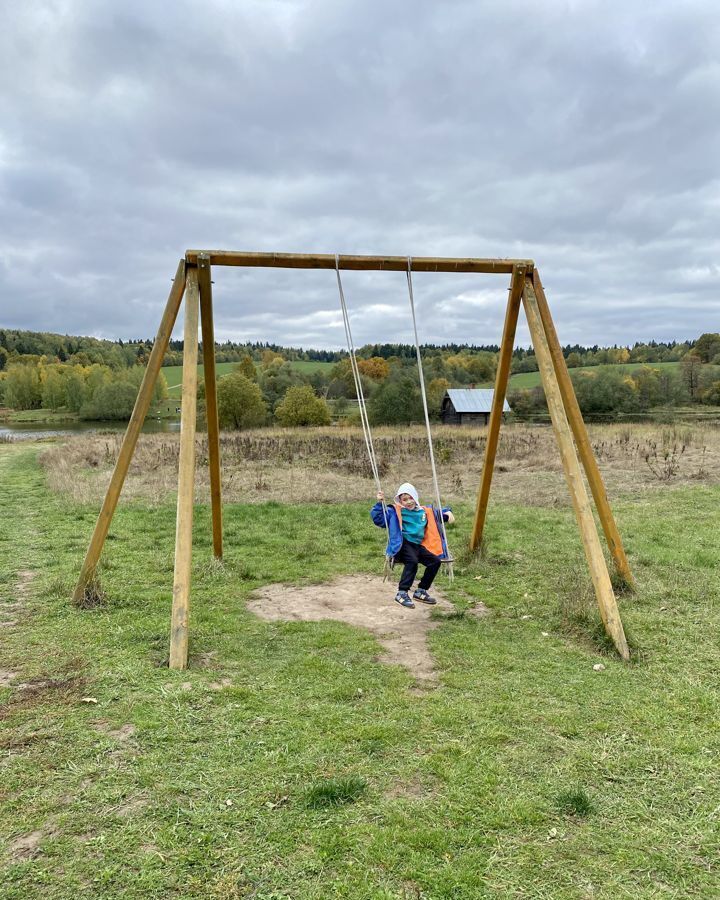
[
  {"xmin": 163, "ymin": 360, "xmax": 336, "ymax": 399},
  {"xmin": 2, "ymin": 443, "xmax": 720, "ymax": 897}
]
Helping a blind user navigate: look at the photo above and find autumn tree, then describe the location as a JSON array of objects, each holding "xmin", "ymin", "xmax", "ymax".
[
  {"xmin": 275, "ymin": 385, "xmax": 331, "ymax": 426},
  {"xmin": 65, "ymin": 368, "xmax": 90, "ymax": 412},
  {"xmin": 632, "ymin": 366, "xmax": 663, "ymax": 409},
  {"xmin": 357, "ymin": 356, "xmax": 390, "ymax": 381},
  {"xmin": 680, "ymin": 353, "xmax": 703, "ymax": 401},
  {"xmin": 3, "ymin": 364, "xmax": 42, "ymax": 409},
  {"xmin": 41, "ymin": 368, "xmax": 67, "ymax": 409},
  {"xmin": 261, "ymin": 349, "xmax": 284, "ymax": 369},
  {"xmin": 328, "ymin": 358, "xmax": 356, "ymax": 397},
  {"xmin": 463, "ymin": 353, "xmax": 496, "ymax": 383},
  {"xmin": 235, "ymin": 355, "xmax": 257, "ymax": 380},
  {"xmin": 328, "ymin": 358, "xmax": 372, "ymax": 398},
  {"xmin": 693, "ymin": 333, "xmax": 720, "ymax": 364},
  {"xmin": 427, "ymin": 378, "xmax": 451, "ymax": 420},
  {"xmin": 701, "ymin": 379, "xmax": 720, "ymax": 405},
  {"xmin": 217, "ymin": 372, "xmax": 268, "ymax": 429}
]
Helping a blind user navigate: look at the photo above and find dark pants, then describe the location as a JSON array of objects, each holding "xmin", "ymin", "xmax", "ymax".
[{"xmin": 395, "ymin": 539, "xmax": 442, "ymax": 592}]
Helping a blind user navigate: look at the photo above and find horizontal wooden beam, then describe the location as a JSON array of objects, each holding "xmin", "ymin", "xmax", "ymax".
[{"xmin": 184, "ymin": 250, "xmax": 533, "ymax": 275}]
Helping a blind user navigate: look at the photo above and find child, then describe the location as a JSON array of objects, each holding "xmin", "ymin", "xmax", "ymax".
[{"xmin": 371, "ymin": 482, "xmax": 455, "ymax": 609}]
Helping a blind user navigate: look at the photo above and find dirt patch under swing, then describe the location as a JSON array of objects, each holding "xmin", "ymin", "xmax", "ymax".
[{"xmin": 247, "ymin": 575, "xmax": 488, "ymax": 684}]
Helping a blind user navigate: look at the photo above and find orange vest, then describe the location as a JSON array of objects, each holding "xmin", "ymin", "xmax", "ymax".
[{"xmin": 394, "ymin": 503, "xmax": 444, "ymax": 557}]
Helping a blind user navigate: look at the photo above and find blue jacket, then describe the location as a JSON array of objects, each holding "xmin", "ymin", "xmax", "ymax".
[{"xmin": 370, "ymin": 502, "xmax": 452, "ymax": 559}]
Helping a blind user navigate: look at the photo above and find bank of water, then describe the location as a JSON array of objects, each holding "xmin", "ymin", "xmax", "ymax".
[{"xmin": 0, "ymin": 419, "xmax": 181, "ymax": 441}]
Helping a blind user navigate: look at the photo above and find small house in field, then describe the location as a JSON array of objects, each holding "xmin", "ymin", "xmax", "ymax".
[{"xmin": 440, "ymin": 389, "xmax": 511, "ymax": 426}]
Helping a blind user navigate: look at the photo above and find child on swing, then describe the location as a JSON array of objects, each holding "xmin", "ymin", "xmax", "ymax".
[{"xmin": 371, "ymin": 483, "xmax": 455, "ymax": 609}]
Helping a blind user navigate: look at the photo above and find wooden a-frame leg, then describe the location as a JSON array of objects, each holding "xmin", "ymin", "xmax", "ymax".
[
  {"xmin": 523, "ymin": 278, "xmax": 630, "ymax": 660},
  {"xmin": 532, "ymin": 269, "xmax": 634, "ymax": 588},
  {"xmin": 169, "ymin": 266, "xmax": 200, "ymax": 670},
  {"xmin": 470, "ymin": 264, "xmax": 526, "ymax": 551},
  {"xmin": 198, "ymin": 253, "xmax": 223, "ymax": 559},
  {"xmin": 73, "ymin": 260, "xmax": 187, "ymax": 604}
]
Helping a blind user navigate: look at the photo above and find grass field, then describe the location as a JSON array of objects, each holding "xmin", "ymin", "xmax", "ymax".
[
  {"xmin": 2, "ymin": 424, "xmax": 720, "ymax": 898},
  {"xmin": 163, "ymin": 360, "xmax": 336, "ymax": 399},
  {"xmin": 504, "ymin": 361, "xmax": 681, "ymax": 390}
]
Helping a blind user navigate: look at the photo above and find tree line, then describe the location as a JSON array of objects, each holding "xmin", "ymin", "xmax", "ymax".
[
  {"xmin": 0, "ymin": 361, "xmax": 168, "ymax": 419},
  {"xmin": 208, "ymin": 341, "xmax": 720, "ymax": 430},
  {"xmin": 510, "ymin": 356, "xmax": 720, "ymax": 420},
  {"xmin": 206, "ymin": 350, "xmax": 498, "ymax": 429},
  {"xmin": 2, "ymin": 327, "xmax": 713, "ymax": 374},
  {"xmin": 1, "ymin": 328, "xmax": 719, "ymax": 426}
]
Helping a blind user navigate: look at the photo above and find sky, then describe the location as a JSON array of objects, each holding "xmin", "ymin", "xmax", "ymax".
[{"xmin": 1, "ymin": 0, "xmax": 719, "ymax": 350}]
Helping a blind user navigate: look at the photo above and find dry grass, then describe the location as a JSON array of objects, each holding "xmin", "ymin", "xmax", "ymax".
[{"xmin": 39, "ymin": 422, "xmax": 720, "ymax": 508}]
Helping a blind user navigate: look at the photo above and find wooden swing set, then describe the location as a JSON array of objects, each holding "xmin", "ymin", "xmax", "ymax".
[{"xmin": 73, "ymin": 251, "xmax": 634, "ymax": 668}]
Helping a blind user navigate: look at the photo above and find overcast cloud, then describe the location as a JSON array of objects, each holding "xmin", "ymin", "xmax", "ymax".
[{"xmin": 1, "ymin": 0, "xmax": 718, "ymax": 349}]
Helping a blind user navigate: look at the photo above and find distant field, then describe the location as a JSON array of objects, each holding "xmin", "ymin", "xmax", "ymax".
[
  {"xmin": 505, "ymin": 360, "xmax": 681, "ymax": 390},
  {"xmin": 162, "ymin": 360, "xmax": 336, "ymax": 398},
  {"xmin": 289, "ymin": 360, "xmax": 337, "ymax": 374}
]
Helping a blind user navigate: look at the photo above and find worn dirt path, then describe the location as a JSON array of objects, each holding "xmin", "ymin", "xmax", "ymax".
[{"xmin": 248, "ymin": 574, "xmax": 488, "ymax": 683}]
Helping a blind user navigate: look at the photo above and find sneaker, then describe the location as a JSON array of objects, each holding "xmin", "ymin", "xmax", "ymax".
[
  {"xmin": 413, "ymin": 588, "xmax": 437, "ymax": 605},
  {"xmin": 394, "ymin": 590, "xmax": 415, "ymax": 609}
]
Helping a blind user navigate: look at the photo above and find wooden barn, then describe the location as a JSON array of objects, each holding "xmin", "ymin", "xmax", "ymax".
[{"xmin": 440, "ymin": 389, "xmax": 511, "ymax": 426}]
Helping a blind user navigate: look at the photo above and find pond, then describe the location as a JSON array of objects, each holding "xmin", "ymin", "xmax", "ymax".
[{"xmin": 0, "ymin": 419, "xmax": 181, "ymax": 442}]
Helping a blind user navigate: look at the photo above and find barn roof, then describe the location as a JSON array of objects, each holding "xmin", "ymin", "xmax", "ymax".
[{"xmin": 446, "ymin": 389, "xmax": 511, "ymax": 413}]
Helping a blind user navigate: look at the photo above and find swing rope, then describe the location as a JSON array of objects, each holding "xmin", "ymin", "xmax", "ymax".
[
  {"xmin": 406, "ymin": 258, "xmax": 454, "ymax": 580},
  {"xmin": 334, "ymin": 257, "xmax": 393, "ymax": 577},
  {"xmin": 334, "ymin": 254, "xmax": 453, "ymax": 582}
]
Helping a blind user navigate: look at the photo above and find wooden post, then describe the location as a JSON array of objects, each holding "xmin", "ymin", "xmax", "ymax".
[
  {"xmin": 73, "ymin": 260, "xmax": 186, "ymax": 603},
  {"xmin": 197, "ymin": 253, "xmax": 223, "ymax": 559},
  {"xmin": 470, "ymin": 264, "xmax": 526, "ymax": 551},
  {"xmin": 522, "ymin": 278, "xmax": 630, "ymax": 661},
  {"xmin": 169, "ymin": 266, "xmax": 200, "ymax": 670},
  {"xmin": 532, "ymin": 270, "xmax": 634, "ymax": 588}
]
